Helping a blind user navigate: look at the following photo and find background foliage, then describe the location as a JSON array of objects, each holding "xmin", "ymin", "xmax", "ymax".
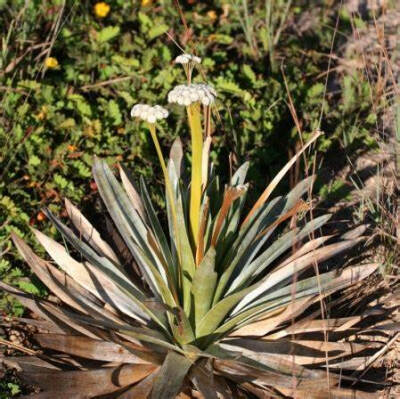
[{"xmin": 0, "ymin": 2, "xmax": 392, "ymax": 395}]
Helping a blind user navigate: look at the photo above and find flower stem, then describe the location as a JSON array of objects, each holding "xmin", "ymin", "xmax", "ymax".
[
  {"xmin": 186, "ymin": 103, "xmax": 203, "ymax": 247},
  {"xmin": 148, "ymin": 123, "xmax": 180, "ymax": 260}
]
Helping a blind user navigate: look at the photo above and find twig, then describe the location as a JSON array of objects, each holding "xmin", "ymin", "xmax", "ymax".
[
  {"xmin": 81, "ymin": 76, "xmax": 136, "ymax": 91},
  {"xmin": 0, "ymin": 337, "xmax": 38, "ymax": 356},
  {"xmin": 0, "ymin": 86, "xmax": 29, "ymax": 95},
  {"xmin": 173, "ymin": 0, "xmax": 189, "ymax": 34},
  {"xmin": 0, "ymin": 42, "xmax": 50, "ymax": 76},
  {"xmin": 0, "ymin": 245, "xmax": 11, "ymax": 257},
  {"xmin": 41, "ymin": 0, "xmax": 66, "ymax": 78},
  {"xmin": 318, "ymin": 0, "xmax": 342, "ymax": 129},
  {"xmin": 164, "ymin": 31, "xmax": 186, "ymax": 53},
  {"xmin": 273, "ymin": 0, "xmax": 293, "ymax": 46},
  {"xmin": 373, "ymin": 13, "xmax": 400, "ymax": 97}
]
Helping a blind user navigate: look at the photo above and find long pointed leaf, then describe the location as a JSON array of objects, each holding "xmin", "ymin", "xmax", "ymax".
[
  {"xmin": 42, "ymin": 212, "xmax": 170, "ymax": 331},
  {"xmin": 192, "ymin": 247, "xmax": 217, "ymax": 326},
  {"xmin": 93, "ymin": 159, "xmax": 166, "ymax": 295},
  {"xmin": 119, "ymin": 164, "xmax": 147, "ymax": 221},
  {"xmin": 233, "ymin": 238, "xmax": 364, "ymax": 314},
  {"xmin": 65, "ymin": 198, "xmax": 119, "ymax": 265},
  {"xmin": 32, "ymin": 227, "xmax": 148, "ymax": 323},
  {"xmin": 242, "ymin": 130, "xmax": 321, "ymax": 225},
  {"xmin": 196, "ymin": 285, "xmax": 256, "ymax": 339},
  {"xmin": 151, "ymin": 351, "xmax": 193, "ymax": 399}
]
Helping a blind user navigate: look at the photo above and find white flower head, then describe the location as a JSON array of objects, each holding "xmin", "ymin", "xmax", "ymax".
[
  {"xmin": 130, "ymin": 104, "xmax": 169, "ymax": 124},
  {"xmin": 174, "ymin": 53, "xmax": 202, "ymax": 65},
  {"xmin": 168, "ymin": 84, "xmax": 216, "ymax": 106}
]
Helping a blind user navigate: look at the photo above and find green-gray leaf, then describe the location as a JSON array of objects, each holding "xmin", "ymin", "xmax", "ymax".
[
  {"xmin": 192, "ymin": 247, "xmax": 217, "ymax": 326},
  {"xmin": 151, "ymin": 351, "xmax": 192, "ymax": 399}
]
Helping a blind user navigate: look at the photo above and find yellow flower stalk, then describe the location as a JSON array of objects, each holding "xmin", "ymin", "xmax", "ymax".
[
  {"xmin": 168, "ymin": 81, "xmax": 216, "ymax": 248},
  {"xmin": 130, "ymin": 105, "xmax": 176, "ymax": 223},
  {"xmin": 187, "ymin": 103, "xmax": 203, "ymax": 246},
  {"xmin": 130, "ymin": 104, "xmax": 180, "ymax": 261},
  {"xmin": 201, "ymin": 106, "xmax": 212, "ymax": 189}
]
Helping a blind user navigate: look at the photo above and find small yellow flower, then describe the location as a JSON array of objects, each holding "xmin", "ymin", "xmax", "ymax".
[
  {"xmin": 94, "ymin": 2, "xmax": 110, "ymax": 18},
  {"xmin": 37, "ymin": 105, "xmax": 48, "ymax": 121},
  {"xmin": 207, "ymin": 10, "xmax": 217, "ymax": 21},
  {"xmin": 44, "ymin": 57, "xmax": 59, "ymax": 69},
  {"xmin": 141, "ymin": 0, "xmax": 152, "ymax": 6},
  {"xmin": 67, "ymin": 144, "xmax": 77, "ymax": 152}
]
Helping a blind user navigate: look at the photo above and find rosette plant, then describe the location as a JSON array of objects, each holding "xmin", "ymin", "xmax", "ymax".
[{"xmin": 1, "ymin": 55, "xmax": 384, "ymax": 398}]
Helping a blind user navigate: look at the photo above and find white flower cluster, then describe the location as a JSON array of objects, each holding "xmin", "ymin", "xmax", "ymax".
[
  {"xmin": 130, "ymin": 104, "xmax": 169, "ymax": 124},
  {"xmin": 174, "ymin": 53, "xmax": 201, "ymax": 65},
  {"xmin": 168, "ymin": 84, "xmax": 216, "ymax": 106}
]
